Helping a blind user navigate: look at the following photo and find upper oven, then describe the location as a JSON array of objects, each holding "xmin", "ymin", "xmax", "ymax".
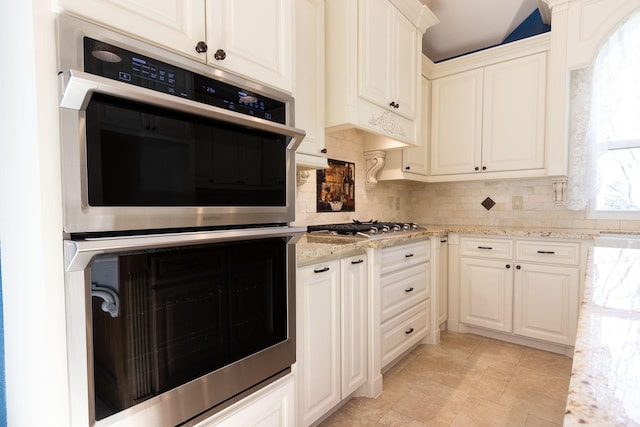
[{"xmin": 56, "ymin": 15, "xmax": 305, "ymax": 235}]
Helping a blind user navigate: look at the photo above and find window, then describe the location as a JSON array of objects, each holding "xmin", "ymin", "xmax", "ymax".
[{"xmin": 589, "ymin": 12, "xmax": 640, "ymax": 218}]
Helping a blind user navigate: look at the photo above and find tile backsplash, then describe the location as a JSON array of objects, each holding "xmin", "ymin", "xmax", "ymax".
[{"xmin": 294, "ymin": 131, "xmax": 640, "ymax": 233}]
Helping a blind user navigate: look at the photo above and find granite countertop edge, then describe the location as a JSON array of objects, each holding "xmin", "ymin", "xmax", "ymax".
[
  {"xmin": 296, "ymin": 225, "xmax": 601, "ymax": 265},
  {"xmin": 563, "ymin": 246, "xmax": 640, "ymax": 426}
]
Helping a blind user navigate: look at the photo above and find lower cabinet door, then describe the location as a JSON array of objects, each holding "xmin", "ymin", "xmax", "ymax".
[
  {"xmin": 513, "ymin": 263, "xmax": 579, "ymax": 345},
  {"xmin": 460, "ymin": 257, "xmax": 513, "ymax": 332},
  {"xmin": 297, "ymin": 260, "xmax": 341, "ymax": 426},
  {"xmin": 340, "ymin": 255, "xmax": 368, "ymax": 396}
]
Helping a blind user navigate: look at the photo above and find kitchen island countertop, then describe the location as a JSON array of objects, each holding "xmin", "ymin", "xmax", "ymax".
[{"xmin": 564, "ymin": 247, "xmax": 640, "ymax": 426}]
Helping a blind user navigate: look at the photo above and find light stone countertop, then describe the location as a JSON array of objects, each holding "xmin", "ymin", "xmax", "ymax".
[
  {"xmin": 564, "ymin": 247, "xmax": 640, "ymax": 426},
  {"xmin": 296, "ymin": 225, "xmax": 597, "ymax": 265}
]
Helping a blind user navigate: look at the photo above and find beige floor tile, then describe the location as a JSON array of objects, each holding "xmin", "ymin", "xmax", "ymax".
[
  {"xmin": 318, "ymin": 333, "xmax": 572, "ymax": 427},
  {"xmin": 452, "ymin": 396, "xmax": 528, "ymax": 427}
]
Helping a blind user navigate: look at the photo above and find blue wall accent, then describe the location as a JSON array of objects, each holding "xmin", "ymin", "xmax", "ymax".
[
  {"xmin": 0, "ymin": 249, "xmax": 5, "ymax": 427},
  {"xmin": 434, "ymin": 9, "xmax": 551, "ymax": 62},
  {"xmin": 502, "ymin": 9, "xmax": 551, "ymax": 44}
]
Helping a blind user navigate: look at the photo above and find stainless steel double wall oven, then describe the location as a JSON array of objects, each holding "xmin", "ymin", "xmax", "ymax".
[{"xmin": 57, "ymin": 15, "xmax": 305, "ymax": 427}]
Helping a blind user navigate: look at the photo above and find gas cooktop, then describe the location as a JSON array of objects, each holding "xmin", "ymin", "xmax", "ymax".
[{"xmin": 307, "ymin": 220, "xmax": 423, "ymax": 239}]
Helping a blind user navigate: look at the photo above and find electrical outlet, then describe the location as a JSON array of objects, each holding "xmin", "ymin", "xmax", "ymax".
[{"xmin": 512, "ymin": 195, "xmax": 523, "ymax": 210}]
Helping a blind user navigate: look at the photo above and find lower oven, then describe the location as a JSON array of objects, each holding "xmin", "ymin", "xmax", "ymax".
[{"xmin": 64, "ymin": 226, "xmax": 304, "ymax": 426}]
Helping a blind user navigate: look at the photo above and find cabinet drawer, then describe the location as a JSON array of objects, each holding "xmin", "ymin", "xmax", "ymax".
[
  {"xmin": 381, "ymin": 263, "xmax": 430, "ymax": 322},
  {"xmin": 460, "ymin": 237, "xmax": 513, "ymax": 259},
  {"xmin": 515, "ymin": 240, "xmax": 580, "ymax": 266},
  {"xmin": 381, "ymin": 300, "xmax": 430, "ymax": 368},
  {"xmin": 381, "ymin": 240, "xmax": 430, "ymax": 275}
]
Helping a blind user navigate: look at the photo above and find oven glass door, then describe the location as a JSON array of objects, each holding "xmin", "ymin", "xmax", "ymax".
[
  {"xmin": 85, "ymin": 93, "xmax": 287, "ymax": 207},
  {"xmin": 89, "ymin": 236, "xmax": 288, "ymax": 421}
]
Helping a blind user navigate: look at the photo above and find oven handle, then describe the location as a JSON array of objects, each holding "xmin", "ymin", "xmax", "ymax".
[
  {"xmin": 58, "ymin": 69, "xmax": 306, "ymax": 151},
  {"xmin": 64, "ymin": 226, "xmax": 306, "ymax": 272}
]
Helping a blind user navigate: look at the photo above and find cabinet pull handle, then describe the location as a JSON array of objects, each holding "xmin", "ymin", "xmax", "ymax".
[
  {"xmin": 537, "ymin": 250, "xmax": 555, "ymax": 254},
  {"xmin": 351, "ymin": 259, "xmax": 364, "ymax": 264},
  {"xmin": 405, "ymin": 253, "xmax": 414, "ymax": 258},
  {"xmin": 477, "ymin": 246, "xmax": 493, "ymax": 250},
  {"xmin": 405, "ymin": 327, "xmax": 414, "ymax": 334},
  {"xmin": 405, "ymin": 287, "xmax": 414, "ymax": 293},
  {"xmin": 441, "ymin": 239, "xmax": 447, "ymax": 243},
  {"xmin": 313, "ymin": 266, "xmax": 330, "ymax": 273},
  {"xmin": 214, "ymin": 48, "xmax": 227, "ymax": 60},
  {"xmin": 195, "ymin": 41, "xmax": 208, "ymax": 53}
]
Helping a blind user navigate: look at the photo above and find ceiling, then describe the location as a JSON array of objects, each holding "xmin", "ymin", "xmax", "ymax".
[{"xmin": 420, "ymin": 0, "xmax": 543, "ymax": 62}]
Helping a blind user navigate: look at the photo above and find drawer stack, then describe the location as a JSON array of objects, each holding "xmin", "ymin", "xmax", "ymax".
[{"xmin": 379, "ymin": 240, "xmax": 431, "ymax": 368}]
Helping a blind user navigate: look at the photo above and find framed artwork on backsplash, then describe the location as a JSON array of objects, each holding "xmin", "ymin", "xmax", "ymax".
[{"xmin": 316, "ymin": 159, "xmax": 355, "ymax": 212}]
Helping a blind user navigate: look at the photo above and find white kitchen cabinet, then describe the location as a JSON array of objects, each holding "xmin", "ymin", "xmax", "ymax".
[
  {"xmin": 53, "ymin": 0, "xmax": 293, "ymax": 92},
  {"xmin": 293, "ymin": 0, "xmax": 327, "ymax": 169},
  {"xmin": 460, "ymin": 257, "xmax": 514, "ymax": 333},
  {"xmin": 430, "ymin": 68, "xmax": 483, "ymax": 176},
  {"xmin": 437, "ymin": 237, "xmax": 448, "ymax": 326},
  {"xmin": 325, "ymin": 0, "xmax": 437, "ymax": 148},
  {"xmin": 191, "ymin": 374, "xmax": 295, "ymax": 427},
  {"xmin": 430, "ymin": 51, "xmax": 547, "ymax": 178},
  {"xmin": 206, "ymin": 0, "xmax": 293, "ymax": 92},
  {"xmin": 457, "ymin": 236, "xmax": 582, "ymax": 347},
  {"xmin": 379, "ymin": 240, "xmax": 431, "ymax": 368},
  {"xmin": 378, "ymin": 75, "xmax": 430, "ymax": 181},
  {"xmin": 358, "ymin": 0, "xmax": 418, "ymax": 121},
  {"xmin": 296, "ymin": 253, "xmax": 367, "ymax": 427},
  {"xmin": 512, "ymin": 240, "xmax": 580, "ymax": 345}
]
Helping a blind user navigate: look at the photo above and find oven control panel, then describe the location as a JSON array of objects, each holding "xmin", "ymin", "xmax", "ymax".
[{"xmin": 83, "ymin": 37, "xmax": 285, "ymax": 124}]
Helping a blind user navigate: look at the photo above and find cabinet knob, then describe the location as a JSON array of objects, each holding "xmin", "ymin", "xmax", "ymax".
[
  {"xmin": 506, "ymin": 264, "xmax": 511, "ymax": 269},
  {"xmin": 389, "ymin": 101, "xmax": 399, "ymax": 109},
  {"xmin": 214, "ymin": 49, "xmax": 227, "ymax": 60},
  {"xmin": 516, "ymin": 265, "xmax": 522, "ymax": 270},
  {"xmin": 405, "ymin": 166, "xmax": 411, "ymax": 170},
  {"xmin": 320, "ymin": 148, "xmax": 328, "ymax": 154},
  {"xmin": 482, "ymin": 166, "xmax": 487, "ymax": 171},
  {"xmin": 195, "ymin": 41, "xmax": 208, "ymax": 53},
  {"xmin": 474, "ymin": 166, "xmax": 480, "ymax": 171}
]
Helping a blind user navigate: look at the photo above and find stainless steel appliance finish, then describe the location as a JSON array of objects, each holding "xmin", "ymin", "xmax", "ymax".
[
  {"xmin": 57, "ymin": 15, "xmax": 305, "ymax": 427},
  {"xmin": 57, "ymin": 15, "xmax": 305, "ymax": 235},
  {"xmin": 64, "ymin": 226, "xmax": 304, "ymax": 427},
  {"xmin": 307, "ymin": 220, "xmax": 423, "ymax": 239}
]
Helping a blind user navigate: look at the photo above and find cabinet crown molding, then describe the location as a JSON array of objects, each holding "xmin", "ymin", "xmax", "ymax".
[
  {"xmin": 426, "ymin": 33, "xmax": 550, "ymax": 80},
  {"xmin": 390, "ymin": 0, "xmax": 439, "ymax": 33}
]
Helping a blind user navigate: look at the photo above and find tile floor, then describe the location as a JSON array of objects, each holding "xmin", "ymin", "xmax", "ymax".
[{"xmin": 319, "ymin": 331, "xmax": 573, "ymax": 427}]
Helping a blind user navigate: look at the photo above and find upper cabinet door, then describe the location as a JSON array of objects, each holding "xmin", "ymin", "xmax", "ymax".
[
  {"xmin": 54, "ymin": 0, "xmax": 206, "ymax": 61},
  {"xmin": 358, "ymin": 1, "xmax": 418, "ymax": 120},
  {"xmin": 482, "ymin": 52, "xmax": 546, "ymax": 172},
  {"xmin": 430, "ymin": 69, "xmax": 483, "ymax": 175},
  {"xmin": 206, "ymin": 0, "xmax": 293, "ymax": 92}
]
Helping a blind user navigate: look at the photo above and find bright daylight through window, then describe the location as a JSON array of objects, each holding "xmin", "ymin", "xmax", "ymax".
[{"xmin": 592, "ymin": 13, "xmax": 640, "ymax": 217}]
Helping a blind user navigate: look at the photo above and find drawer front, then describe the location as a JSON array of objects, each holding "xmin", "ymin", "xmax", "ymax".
[
  {"xmin": 381, "ymin": 240, "xmax": 430, "ymax": 275},
  {"xmin": 381, "ymin": 263, "xmax": 430, "ymax": 322},
  {"xmin": 381, "ymin": 300, "xmax": 430, "ymax": 368},
  {"xmin": 515, "ymin": 240, "xmax": 581, "ymax": 266},
  {"xmin": 460, "ymin": 237, "xmax": 513, "ymax": 260}
]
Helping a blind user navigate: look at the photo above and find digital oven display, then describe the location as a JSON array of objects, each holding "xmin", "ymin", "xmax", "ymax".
[{"xmin": 83, "ymin": 37, "xmax": 285, "ymax": 124}]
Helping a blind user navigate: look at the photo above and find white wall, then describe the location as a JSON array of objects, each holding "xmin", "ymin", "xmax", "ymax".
[{"xmin": 0, "ymin": 1, "xmax": 70, "ymax": 426}]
